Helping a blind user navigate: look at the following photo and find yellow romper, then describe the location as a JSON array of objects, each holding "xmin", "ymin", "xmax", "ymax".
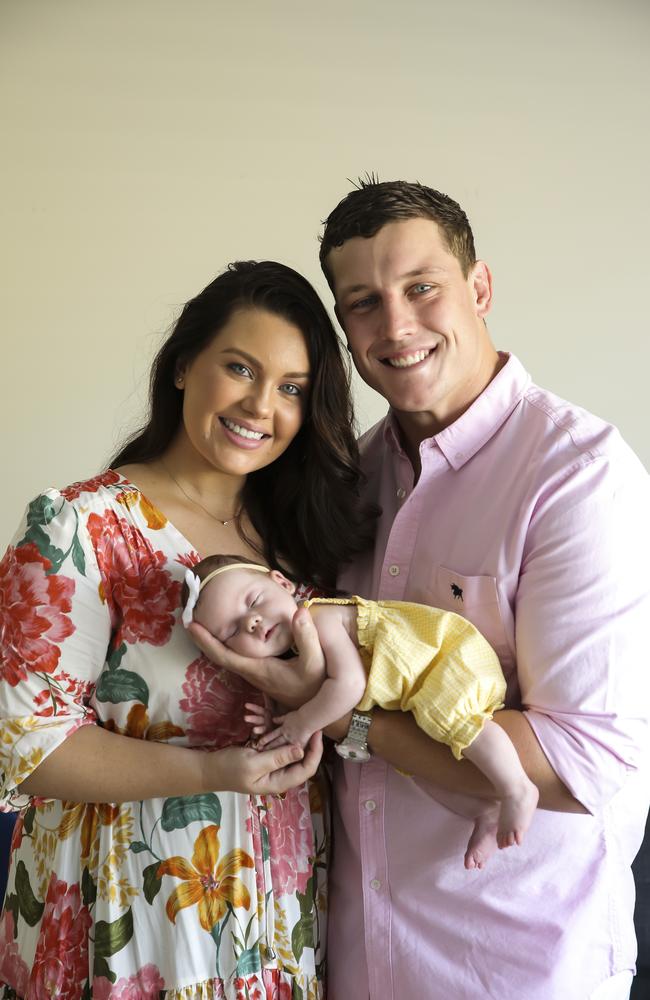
[{"xmin": 304, "ymin": 596, "xmax": 506, "ymax": 760}]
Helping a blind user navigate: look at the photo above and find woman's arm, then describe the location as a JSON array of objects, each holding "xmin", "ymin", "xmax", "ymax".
[{"xmin": 18, "ymin": 724, "xmax": 323, "ymax": 802}]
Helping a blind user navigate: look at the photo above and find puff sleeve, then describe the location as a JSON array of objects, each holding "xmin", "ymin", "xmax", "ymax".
[{"xmin": 0, "ymin": 490, "xmax": 112, "ymax": 808}]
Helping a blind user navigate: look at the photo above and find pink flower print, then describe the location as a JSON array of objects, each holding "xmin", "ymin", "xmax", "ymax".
[
  {"xmin": 87, "ymin": 510, "xmax": 180, "ymax": 643},
  {"xmin": 266, "ymin": 785, "xmax": 314, "ymax": 896},
  {"xmin": 180, "ymin": 656, "xmax": 261, "ymax": 750},
  {"xmin": 0, "ymin": 909, "xmax": 30, "ymax": 996},
  {"xmin": 93, "ymin": 963, "xmax": 165, "ymax": 999},
  {"xmin": 60, "ymin": 470, "xmax": 122, "ymax": 501},
  {"xmin": 28, "ymin": 876, "xmax": 93, "ymax": 998},
  {"xmin": 0, "ymin": 543, "xmax": 75, "ymax": 686}
]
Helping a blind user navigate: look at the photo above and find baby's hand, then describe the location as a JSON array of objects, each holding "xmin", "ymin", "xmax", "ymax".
[
  {"xmin": 255, "ymin": 711, "xmax": 315, "ymax": 751},
  {"xmin": 244, "ymin": 701, "xmax": 274, "ymax": 739}
]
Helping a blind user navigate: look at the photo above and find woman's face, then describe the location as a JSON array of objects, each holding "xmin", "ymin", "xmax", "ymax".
[{"xmin": 178, "ymin": 306, "xmax": 311, "ymax": 478}]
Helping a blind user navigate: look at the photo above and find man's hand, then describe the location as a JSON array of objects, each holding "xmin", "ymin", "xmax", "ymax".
[{"xmin": 187, "ymin": 607, "xmax": 326, "ymax": 707}]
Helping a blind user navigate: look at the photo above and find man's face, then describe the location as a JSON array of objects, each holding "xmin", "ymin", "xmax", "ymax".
[
  {"xmin": 328, "ymin": 217, "xmax": 497, "ymax": 434},
  {"xmin": 194, "ymin": 568, "xmax": 298, "ymax": 658}
]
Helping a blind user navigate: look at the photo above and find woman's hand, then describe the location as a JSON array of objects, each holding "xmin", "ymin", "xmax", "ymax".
[
  {"xmin": 205, "ymin": 731, "xmax": 323, "ymax": 796},
  {"xmin": 187, "ymin": 607, "xmax": 326, "ymax": 707}
]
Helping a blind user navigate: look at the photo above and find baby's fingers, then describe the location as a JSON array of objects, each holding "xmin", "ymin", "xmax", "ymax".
[{"xmin": 256, "ymin": 725, "xmax": 287, "ymax": 749}]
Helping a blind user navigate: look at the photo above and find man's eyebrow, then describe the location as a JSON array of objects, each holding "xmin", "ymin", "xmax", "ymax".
[
  {"xmin": 219, "ymin": 347, "xmax": 309, "ymax": 380},
  {"xmin": 338, "ymin": 266, "xmax": 447, "ymax": 298}
]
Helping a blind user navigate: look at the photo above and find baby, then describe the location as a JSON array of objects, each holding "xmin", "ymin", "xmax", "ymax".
[{"xmin": 183, "ymin": 555, "xmax": 539, "ymax": 869}]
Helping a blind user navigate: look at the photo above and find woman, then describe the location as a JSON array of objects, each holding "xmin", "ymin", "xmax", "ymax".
[{"xmin": 0, "ymin": 261, "xmax": 374, "ymax": 998}]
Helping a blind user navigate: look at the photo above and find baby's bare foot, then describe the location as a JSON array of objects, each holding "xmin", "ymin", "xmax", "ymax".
[
  {"xmin": 464, "ymin": 808, "xmax": 499, "ymax": 870},
  {"xmin": 497, "ymin": 778, "xmax": 539, "ymax": 850}
]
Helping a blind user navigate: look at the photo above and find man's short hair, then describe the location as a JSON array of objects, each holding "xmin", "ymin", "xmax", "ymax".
[{"xmin": 319, "ymin": 178, "xmax": 477, "ymax": 289}]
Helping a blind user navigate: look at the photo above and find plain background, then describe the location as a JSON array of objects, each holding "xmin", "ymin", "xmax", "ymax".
[{"xmin": 1, "ymin": 0, "xmax": 649, "ymax": 547}]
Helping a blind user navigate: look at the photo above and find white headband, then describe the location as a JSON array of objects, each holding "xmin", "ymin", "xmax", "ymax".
[{"xmin": 182, "ymin": 562, "xmax": 270, "ymax": 628}]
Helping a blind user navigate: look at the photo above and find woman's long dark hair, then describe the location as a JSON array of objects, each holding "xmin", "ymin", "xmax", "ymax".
[{"xmin": 109, "ymin": 261, "xmax": 377, "ymax": 591}]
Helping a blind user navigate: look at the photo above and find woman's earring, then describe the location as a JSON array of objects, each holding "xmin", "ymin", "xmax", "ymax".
[{"xmin": 175, "ymin": 375, "xmax": 185, "ymax": 388}]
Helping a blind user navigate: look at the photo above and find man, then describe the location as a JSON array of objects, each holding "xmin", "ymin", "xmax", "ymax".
[
  {"xmin": 193, "ymin": 180, "xmax": 649, "ymax": 999},
  {"xmin": 317, "ymin": 180, "xmax": 650, "ymax": 999}
]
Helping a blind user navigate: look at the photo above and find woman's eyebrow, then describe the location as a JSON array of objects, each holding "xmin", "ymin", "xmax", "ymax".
[{"xmin": 219, "ymin": 347, "xmax": 260, "ymax": 365}]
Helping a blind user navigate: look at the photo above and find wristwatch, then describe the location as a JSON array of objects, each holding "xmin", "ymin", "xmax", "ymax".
[{"xmin": 335, "ymin": 710, "xmax": 373, "ymax": 762}]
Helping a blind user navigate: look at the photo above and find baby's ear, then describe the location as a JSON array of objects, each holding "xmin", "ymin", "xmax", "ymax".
[{"xmin": 269, "ymin": 569, "xmax": 297, "ymax": 595}]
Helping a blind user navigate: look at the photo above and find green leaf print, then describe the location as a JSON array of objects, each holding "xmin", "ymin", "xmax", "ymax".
[
  {"xmin": 81, "ymin": 866, "xmax": 97, "ymax": 907},
  {"xmin": 160, "ymin": 793, "xmax": 222, "ymax": 832},
  {"xmin": 235, "ymin": 944, "xmax": 261, "ymax": 977},
  {"xmin": 92, "ymin": 955, "xmax": 117, "ymax": 984},
  {"xmin": 19, "ymin": 522, "xmax": 65, "ymax": 575},
  {"xmin": 106, "ymin": 642, "xmax": 127, "ymax": 671},
  {"xmin": 292, "ymin": 981, "xmax": 304, "ymax": 1000},
  {"xmin": 261, "ymin": 819, "xmax": 270, "ymax": 862},
  {"xmin": 15, "ymin": 860, "xmax": 45, "ymax": 926},
  {"xmin": 290, "ymin": 914, "xmax": 314, "ymax": 964},
  {"xmin": 291, "ymin": 882, "xmax": 315, "ymax": 963},
  {"xmin": 93, "ymin": 907, "xmax": 134, "ymax": 959},
  {"xmin": 300, "ymin": 876, "xmax": 315, "ymax": 912},
  {"xmin": 129, "ymin": 840, "xmax": 148, "ymax": 853},
  {"xmin": 26, "ymin": 495, "xmax": 59, "ymax": 527},
  {"xmin": 22, "ymin": 806, "xmax": 36, "ymax": 836},
  {"xmin": 71, "ymin": 531, "xmax": 86, "ymax": 575},
  {"xmin": 143, "ymin": 862, "xmax": 163, "ymax": 905},
  {"xmin": 95, "ymin": 668, "xmax": 150, "ymax": 707}
]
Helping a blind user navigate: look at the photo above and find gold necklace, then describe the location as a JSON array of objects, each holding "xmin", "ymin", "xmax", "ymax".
[{"xmin": 161, "ymin": 460, "xmax": 241, "ymax": 527}]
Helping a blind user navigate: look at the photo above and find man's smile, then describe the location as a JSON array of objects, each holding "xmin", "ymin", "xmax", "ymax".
[{"xmin": 381, "ymin": 347, "xmax": 436, "ymax": 369}]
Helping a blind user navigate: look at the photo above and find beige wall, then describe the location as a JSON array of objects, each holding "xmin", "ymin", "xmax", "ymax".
[{"xmin": 2, "ymin": 0, "xmax": 648, "ymax": 545}]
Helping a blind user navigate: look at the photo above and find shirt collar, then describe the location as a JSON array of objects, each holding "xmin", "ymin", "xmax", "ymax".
[{"xmin": 383, "ymin": 353, "xmax": 531, "ymax": 470}]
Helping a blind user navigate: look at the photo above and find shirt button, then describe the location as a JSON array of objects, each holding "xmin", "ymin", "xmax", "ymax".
[
  {"xmin": 370, "ymin": 878, "xmax": 382, "ymax": 890},
  {"xmin": 396, "ymin": 487, "xmax": 406, "ymax": 499},
  {"xmin": 388, "ymin": 565, "xmax": 400, "ymax": 577},
  {"xmin": 364, "ymin": 799, "xmax": 377, "ymax": 812},
  {"xmin": 455, "ymin": 452, "xmax": 463, "ymax": 460}
]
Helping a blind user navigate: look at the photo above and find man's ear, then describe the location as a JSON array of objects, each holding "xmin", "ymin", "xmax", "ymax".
[
  {"xmin": 269, "ymin": 569, "xmax": 297, "ymax": 595},
  {"xmin": 471, "ymin": 261, "xmax": 493, "ymax": 318}
]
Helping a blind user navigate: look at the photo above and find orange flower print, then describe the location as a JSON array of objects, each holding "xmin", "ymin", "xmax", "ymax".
[
  {"xmin": 103, "ymin": 702, "xmax": 185, "ymax": 743},
  {"xmin": 157, "ymin": 825, "xmax": 254, "ymax": 932}
]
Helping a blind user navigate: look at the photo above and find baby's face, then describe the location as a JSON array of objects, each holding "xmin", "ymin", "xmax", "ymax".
[{"xmin": 194, "ymin": 568, "xmax": 298, "ymax": 657}]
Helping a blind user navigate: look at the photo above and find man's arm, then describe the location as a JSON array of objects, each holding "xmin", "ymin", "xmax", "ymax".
[
  {"xmin": 325, "ymin": 706, "xmax": 586, "ymax": 812},
  {"xmin": 330, "ymin": 450, "xmax": 650, "ymax": 817}
]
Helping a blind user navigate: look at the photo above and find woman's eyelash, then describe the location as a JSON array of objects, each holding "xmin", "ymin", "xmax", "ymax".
[{"xmin": 228, "ymin": 362, "xmax": 252, "ymax": 377}]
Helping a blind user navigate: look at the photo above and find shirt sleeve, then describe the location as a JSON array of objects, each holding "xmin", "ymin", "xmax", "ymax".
[
  {"xmin": 516, "ymin": 449, "xmax": 650, "ymax": 814},
  {"xmin": 0, "ymin": 490, "xmax": 112, "ymax": 808}
]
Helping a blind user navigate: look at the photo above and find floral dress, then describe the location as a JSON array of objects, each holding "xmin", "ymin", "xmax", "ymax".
[{"xmin": 0, "ymin": 472, "xmax": 327, "ymax": 999}]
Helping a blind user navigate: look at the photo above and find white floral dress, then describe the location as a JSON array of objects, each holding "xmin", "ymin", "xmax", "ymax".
[{"xmin": 0, "ymin": 472, "xmax": 327, "ymax": 999}]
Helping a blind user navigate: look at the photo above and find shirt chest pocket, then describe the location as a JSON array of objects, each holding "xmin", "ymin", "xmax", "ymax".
[{"xmin": 424, "ymin": 565, "xmax": 512, "ymax": 670}]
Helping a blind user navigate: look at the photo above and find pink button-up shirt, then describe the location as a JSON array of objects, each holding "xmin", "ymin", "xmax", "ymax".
[{"xmin": 329, "ymin": 354, "xmax": 650, "ymax": 1000}]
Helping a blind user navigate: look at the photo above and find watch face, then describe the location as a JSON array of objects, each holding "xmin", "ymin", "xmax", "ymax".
[{"xmin": 335, "ymin": 739, "xmax": 371, "ymax": 763}]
